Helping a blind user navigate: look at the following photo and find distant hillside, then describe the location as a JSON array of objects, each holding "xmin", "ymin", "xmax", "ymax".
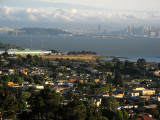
[
  {"xmin": 0, "ymin": 43, "xmax": 21, "ymax": 49},
  {"xmin": 7, "ymin": 27, "xmax": 72, "ymax": 36}
]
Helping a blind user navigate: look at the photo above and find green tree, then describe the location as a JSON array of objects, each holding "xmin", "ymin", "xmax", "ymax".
[
  {"xmin": 105, "ymin": 83, "xmax": 114, "ymax": 94},
  {"xmin": 128, "ymin": 115, "xmax": 136, "ymax": 120},
  {"xmin": 158, "ymin": 63, "xmax": 160, "ymax": 70},
  {"xmin": 94, "ymin": 87, "xmax": 105, "ymax": 100},
  {"xmin": 115, "ymin": 61, "xmax": 123, "ymax": 71},
  {"xmin": 101, "ymin": 108, "xmax": 115, "ymax": 120},
  {"xmin": 27, "ymin": 86, "xmax": 36, "ymax": 95},
  {"xmin": 137, "ymin": 58, "xmax": 146, "ymax": 76},
  {"xmin": 101, "ymin": 97, "xmax": 119, "ymax": 111},
  {"xmin": 0, "ymin": 61, "xmax": 6, "ymax": 67},
  {"xmin": 14, "ymin": 76, "xmax": 23, "ymax": 84},
  {"xmin": 122, "ymin": 110, "xmax": 129, "ymax": 120},
  {"xmin": 2, "ymin": 75, "xmax": 11, "ymax": 82},
  {"xmin": 26, "ymin": 54, "xmax": 32, "ymax": 61},
  {"xmin": 0, "ymin": 90, "xmax": 18, "ymax": 119},
  {"xmin": 29, "ymin": 88, "xmax": 61, "ymax": 119},
  {"xmin": 113, "ymin": 72, "xmax": 123, "ymax": 86},
  {"xmin": 112, "ymin": 58, "xmax": 120, "ymax": 62},
  {"xmin": 63, "ymin": 96, "xmax": 87, "ymax": 120},
  {"xmin": 2, "ymin": 51, "xmax": 9, "ymax": 58},
  {"xmin": 107, "ymin": 74, "xmax": 113, "ymax": 83},
  {"xmin": 114, "ymin": 110, "xmax": 123, "ymax": 120},
  {"xmin": 21, "ymin": 91, "xmax": 31, "ymax": 100},
  {"xmin": 18, "ymin": 111, "xmax": 32, "ymax": 120},
  {"xmin": 124, "ymin": 60, "xmax": 134, "ymax": 68},
  {"xmin": 85, "ymin": 100, "xmax": 103, "ymax": 120},
  {"xmin": 137, "ymin": 58, "xmax": 146, "ymax": 68},
  {"xmin": 145, "ymin": 108, "xmax": 159, "ymax": 118},
  {"xmin": 18, "ymin": 100, "xmax": 27, "ymax": 112},
  {"xmin": 35, "ymin": 80, "xmax": 42, "ymax": 84},
  {"xmin": 17, "ymin": 56, "xmax": 23, "ymax": 64},
  {"xmin": 27, "ymin": 78, "xmax": 34, "ymax": 84}
]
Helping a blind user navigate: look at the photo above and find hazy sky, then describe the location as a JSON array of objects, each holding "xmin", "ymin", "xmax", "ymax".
[{"xmin": 0, "ymin": 0, "xmax": 160, "ymax": 30}]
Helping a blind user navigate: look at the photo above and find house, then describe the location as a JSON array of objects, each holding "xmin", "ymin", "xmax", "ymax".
[
  {"xmin": 102, "ymin": 94, "xmax": 109, "ymax": 97},
  {"xmin": 131, "ymin": 92, "xmax": 140, "ymax": 97},
  {"xmin": 94, "ymin": 79, "xmax": 100, "ymax": 83},
  {"xmin": 0, "ymin": 71, "xmax": 3, "ymax": 75},
  {"xmin": 69, "ymin": 79, "xmax": 77, "ymax": 83},
  {"xmin": 143, "ymin": 104, "xmax": 158, "ymax": 109},
  {"xmin": 151, "ymin": 96, "xmax": 160, "ymax": 102},
  {"xmin": 94, "ymin": 98, "xmax": 102, "ymax": 107},
  {"xmin": 150, "ymin": 70, "xmax": 160, "ymax": 76},
  {"xmin": 52, "ymin": 87, "xmax": 71, "ymax": 94},
  {"xmin": 123, "ymin": 80, "xmax": 140, "ymax": 86},
  {"xmin": 141, "ymin": 90, "xmax": 155, "ymax": 96},
  {"xmin": 91, "ymin": 69, "xmax": 98, "ymax": 74},
  {"xmin": 54, "ymin": 78, "xmax": 74, "ymax": 87},
  {"xmin": 117, "ymin": 105, "xmax": 138, "ymax": 110},
  {"xmin": 66, "ymin": 67, "xmax": 71, "ymax": 71},
  {"xmin": 42, "ymin": 81, "xmax": 54, "ymax": 85},
  {"xmin": 52, "ymin": 87, "xmax": 66, "ymax": 93},
  {"xmin": 79, "ymin": 79, "xmax": 84, "ymax": 83},
  {"xmin": 111, "ymin": 93, "xmax": 124, "ymax": 98},
  {"xmin": 136, "ymin": 114, "xmax": 156, "ymax": 120},
  {"xmin": 60, "ymin": 66, "xmax": 66, "ymax": 70},
  {"xmin": 35, "ymin": 85, "xmax": 44, "ymax": 90},
  {"xmin": 20, "ymin": 68, "xmax": 29, "ymax": 75},
  {"xmin": 105, "ymin": 72, "xmax": 113, "ymax": 76},
  {"xmin": 8, "ymin": 69, "xmax": 15, "ymax": 75},
  {"xmin": 19, "ymin": 81, "xmax": 29, "ymax": 86},
  {"xmin": 8, "ymin": 82, "xmax": 19, "ymax": 86},
  {"xmin": 22, "ymin": 84, "xmax": 35, "ymax": 89},
  {"xmin": 54, "ymin": 78, "xmax": 69, "ymax": 82},
  {"xmin": 100, "ymin": 80, "xmax": 106, "ymax": 85},
  {"xmin": 139, "ymin": 96, "xmax": 150, "ymax": 101},
  {"xmin": 65, "ymin": 74, "xmax": 71, "ymax": 78},
  {"xmin": 133, "ymin": 87, "xmax": 146, "ymax": 91}
]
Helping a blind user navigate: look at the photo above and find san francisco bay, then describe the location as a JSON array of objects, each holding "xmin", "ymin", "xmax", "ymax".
[{"xmin": 0, "ymin": 34, "xmax": 160, "ymax": 62}]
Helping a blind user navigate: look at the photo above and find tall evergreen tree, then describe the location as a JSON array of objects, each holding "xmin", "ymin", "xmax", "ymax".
[
  {"xmin": 0, "ymin": 87, "xmax": 18, "ymax": 119},
  {"xmin": 29, "ymin": 88, "xmax": 61, "ymax": 119},
  {"xmin": 62, "ymin": 96, "xmax": 87, "ymax": 120},
  {"xmin": 113, "ymin": 72, "xmax": 123, "ymax": 86}
]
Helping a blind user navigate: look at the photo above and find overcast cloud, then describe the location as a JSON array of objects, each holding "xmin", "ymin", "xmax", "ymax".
[{"xmin": 0, "ymin": 0, "xmax": 160, "ymax": 29}]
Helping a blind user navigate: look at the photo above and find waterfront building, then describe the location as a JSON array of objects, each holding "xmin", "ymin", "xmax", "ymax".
[{"xmin": 0, "ymin": 49, "xmax": 52, "ymax": 55}]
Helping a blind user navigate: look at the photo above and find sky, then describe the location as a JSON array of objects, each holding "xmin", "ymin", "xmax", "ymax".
[{"xmin": 0, "ymin": 0, "xmax": 160, "ymax": 30}]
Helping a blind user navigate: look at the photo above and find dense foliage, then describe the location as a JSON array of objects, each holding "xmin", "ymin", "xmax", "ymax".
[{"xmin": 0, "ymin": 43, "xmax": 21, "ymax": 49}]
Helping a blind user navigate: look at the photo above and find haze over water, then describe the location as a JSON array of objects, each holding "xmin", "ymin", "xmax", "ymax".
[{"xmin": 1, "ymin": 35, "xmax": 160, "ymax": 62}]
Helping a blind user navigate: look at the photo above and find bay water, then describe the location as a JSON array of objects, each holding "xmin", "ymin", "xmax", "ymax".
[{"xmin": 0, "ymin": 34, "xmax": 160, "ymax": 62}]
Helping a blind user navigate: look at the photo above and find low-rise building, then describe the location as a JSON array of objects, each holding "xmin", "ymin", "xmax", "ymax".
[
  {"xmin": 8, "ymin": 82, "xmax": 19, "ymax": 86},
  {"xmin": 131, "ymin": 92, "xmax": 140, "ymax": 97},
  {"xmin": 141, "ymin": 90, "xmax": 155, "ymax": 96},
  {"xmin": 35, "ymin": 85, "xmax": 44, "ymax": 90},
  {"xmin": 0, "ymin": 49, "xmax": 52, "ymax": 55}
]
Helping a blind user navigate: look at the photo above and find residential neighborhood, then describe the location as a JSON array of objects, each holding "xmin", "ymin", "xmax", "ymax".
[{"xmin": 0, "ymin": 51, "xmax": 160, "ymax": 120}]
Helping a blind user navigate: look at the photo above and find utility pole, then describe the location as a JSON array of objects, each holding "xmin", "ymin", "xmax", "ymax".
[{"xmin": 30, "ymin": 35, "xmax": 32, "ymax": 50}]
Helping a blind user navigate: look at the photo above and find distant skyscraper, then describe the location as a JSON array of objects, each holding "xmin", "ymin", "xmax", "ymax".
[{"xmin": 127, "ymin": 25, "xmax": 133, "ymax": 35}]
